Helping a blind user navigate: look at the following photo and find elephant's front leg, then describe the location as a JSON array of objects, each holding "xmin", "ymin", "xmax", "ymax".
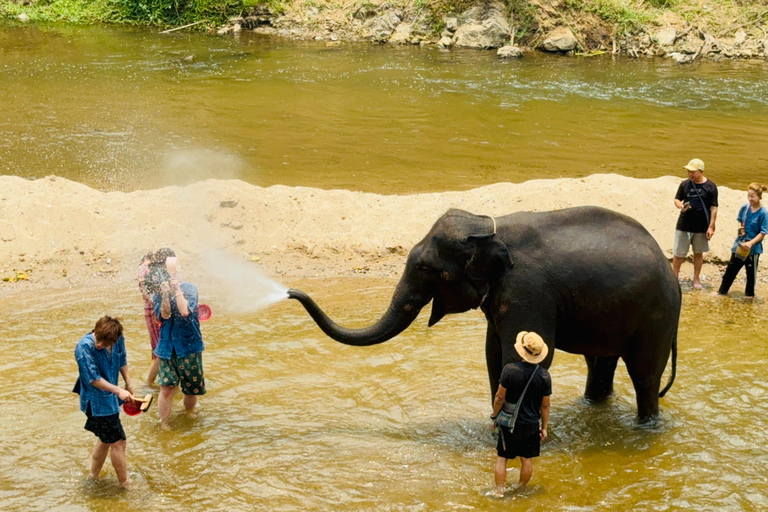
[
  {"xmin": 584, "ymin": 355, "xmax": 619, "ymax": 403},
  {"xmin": 485, "ymin": 322, "xmax": 503, "ymax": 403}
]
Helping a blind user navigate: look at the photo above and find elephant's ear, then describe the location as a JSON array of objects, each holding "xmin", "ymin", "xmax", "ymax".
[{"xmin": 463, "ymin": 233, "xmax": 513, "ymax": 293}]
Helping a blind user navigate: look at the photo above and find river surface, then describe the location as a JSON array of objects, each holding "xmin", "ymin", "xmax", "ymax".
[
  {"xmin": 1, "ymin": 279, "xmax": 768, "ymax": 511},
  {"xmin": 1, "ymin": 24, "xmax": 768, "ymax": 193}
]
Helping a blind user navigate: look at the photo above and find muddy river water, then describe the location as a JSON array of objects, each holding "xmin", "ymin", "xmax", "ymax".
[
  {"xmin": 2, "ymin": 279, "xmax": 768, "ymax": 511},
  {"xmin": 2, "ymin": 22, "xmax": 768, "ymax": 511},
  {"xmin": 1, "ymin": 24, "xmax": 767, "ymax": 192}
]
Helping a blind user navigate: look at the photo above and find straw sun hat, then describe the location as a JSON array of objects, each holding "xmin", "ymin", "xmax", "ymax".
[{"xmin": 514, "ymin": 331, "xmax": 549, "ymax": 364}]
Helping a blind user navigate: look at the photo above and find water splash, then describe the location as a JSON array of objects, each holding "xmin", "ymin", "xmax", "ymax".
[{"xmin": 200, "ymin": 250, "xmax": 288, "ymax": 313}]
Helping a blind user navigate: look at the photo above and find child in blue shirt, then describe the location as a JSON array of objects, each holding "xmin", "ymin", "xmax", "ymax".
[{"xmin": 74, "ymin": 316, "xmax": 137, "ymax": 487}]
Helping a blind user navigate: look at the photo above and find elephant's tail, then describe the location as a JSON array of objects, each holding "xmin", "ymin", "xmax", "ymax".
[{"xmin": 659, "ymin": 327, "xmax": 677, "ymax": 398}]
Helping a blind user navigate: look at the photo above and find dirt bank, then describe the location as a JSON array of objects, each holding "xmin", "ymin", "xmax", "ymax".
[{"xmin": 0, "ymin": 173, "xmax": 751, "ymax": 296}]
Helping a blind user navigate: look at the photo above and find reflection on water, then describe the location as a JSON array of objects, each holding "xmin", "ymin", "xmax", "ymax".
[
  {"xmin": 1, "ymin": 279, "xmax": 768, "ymax": 510},
  {"xmin": 1, "ymin": 24, "xmax": 767, "ymax": 193}
]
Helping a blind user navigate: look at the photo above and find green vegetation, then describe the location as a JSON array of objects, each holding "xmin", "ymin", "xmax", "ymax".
[
  {"xmin": 562, "ymin": 0, "xmax": 657, "ymax": 33},
  {"xmin": 0, "ymin": 0, "xmax": 273, "ymax": 25}
]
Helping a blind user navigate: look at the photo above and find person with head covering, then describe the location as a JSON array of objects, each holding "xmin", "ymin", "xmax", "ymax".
[
  {"xmin": 672, "ymin": 158, "xmax": 719, "ymax": 289},
  {"xmin": 490, "ymin": 331, "xmax": 552, "ymax": 496},
  {"xmin": 716, "ymin": 182, "xmax": 768, "ymax": 297}
]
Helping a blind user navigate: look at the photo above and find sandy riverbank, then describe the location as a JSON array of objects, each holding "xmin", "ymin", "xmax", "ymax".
[{"xmin": 0, "ymin": 173, "xmax": 752, "ymax": 295}]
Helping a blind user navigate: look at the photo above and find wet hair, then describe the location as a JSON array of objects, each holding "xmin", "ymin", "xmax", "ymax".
[
  {"xmin": 94, "ymin": 316, "xmax": 123, "ymax": 346},
  {"xmin": 748, "ymin": 183, "xmax": 767, "ymax": 199},
  {"xmin": 139, "ymin": 251, "xmax": 154, "ymax": 265},
  {"xmin": 151, "ymin": 247, "xmax": 176, "ymax": 265},
  {"xmin": 143, "ymin": 247, "xmax": 175, "ymax": 293}
]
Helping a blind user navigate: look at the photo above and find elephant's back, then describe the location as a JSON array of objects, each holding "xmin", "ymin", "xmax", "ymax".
[{"xmin": 503, "ymin": 206, "xmax": 679, "ymax": 302}]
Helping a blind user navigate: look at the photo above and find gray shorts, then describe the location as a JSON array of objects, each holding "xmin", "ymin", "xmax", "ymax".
[{"xmin": 673, "ymin": 230, "xmax": 709, "ymax": 258}]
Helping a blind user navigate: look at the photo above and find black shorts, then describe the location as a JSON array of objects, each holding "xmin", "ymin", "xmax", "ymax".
[
  {"xmin": 85, "ymin": 405, "xmax": 126, "ymax": 444},
  {"xmin": 496, "ymin": 423, "xmax": 540, "ymax": 459}
]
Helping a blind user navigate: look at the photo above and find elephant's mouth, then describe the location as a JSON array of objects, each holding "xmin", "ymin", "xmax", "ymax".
[{"xmin": 428, "ymin": 282, "xmax": 484, "ymax": 327}]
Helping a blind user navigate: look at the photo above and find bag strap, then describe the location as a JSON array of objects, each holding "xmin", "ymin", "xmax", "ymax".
[
  {"xmin": 502, "ymin": 365, "xmax": 539, "ymax": 420},
  {"xmin": 690, "ymin": 180, "xmax": 711, "ymax": 227}
]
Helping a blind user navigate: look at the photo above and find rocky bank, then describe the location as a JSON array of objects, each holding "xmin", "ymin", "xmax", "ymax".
[{"xmin": 216, "ymin": 1, "xmax": 768, "ymax": 62}]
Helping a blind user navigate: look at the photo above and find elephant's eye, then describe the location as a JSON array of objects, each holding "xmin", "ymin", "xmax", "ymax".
[{"xmin": 440, "ymin": 270, "xmax": 451, "ymax": 281}]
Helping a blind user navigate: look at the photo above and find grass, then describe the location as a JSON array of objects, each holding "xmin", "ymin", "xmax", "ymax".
[
  {"xmin": 563, "ymin": 0, "xmax": 657, "ymax": 33},
  {"xmin": 0, "ymin": 0, "xmax": 279, "ymax": 25}
]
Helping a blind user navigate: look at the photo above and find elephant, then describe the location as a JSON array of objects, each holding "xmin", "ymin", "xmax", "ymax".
[{"xmin": 288, "ymin": 207, "xmax": 680, "ymax": 421}]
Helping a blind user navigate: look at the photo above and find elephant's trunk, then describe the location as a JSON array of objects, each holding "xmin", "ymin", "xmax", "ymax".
[{"xmin": 287, "ymin": 285, "xmax": 425, "ymax": 346}]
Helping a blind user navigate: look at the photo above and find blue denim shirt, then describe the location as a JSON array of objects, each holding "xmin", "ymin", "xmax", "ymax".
[
  {"xmin": 734, "ymin": 204, "xmax": 768, "ymax": 255},
  {"xmin": 153, "ymin": 282, "xmax": 204, "ymax": 360},
  {"xmin": 74, "ymin": 332, "xmax": 127, "ymax": 417}
]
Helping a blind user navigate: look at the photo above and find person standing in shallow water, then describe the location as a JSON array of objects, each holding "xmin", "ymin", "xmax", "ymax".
[
  {"xmin": 74, "ymin": 316, "xmax": 137, "ymax": 487},
  {"xmin": 490, "ymin": 331, "xmax": 551, "ymax": 496},
  {"xmin": 716, "ymin": 183, "xmax": 768, "ymax": 297},
  {"xmin": 138, "ymin": 252, "xmax": 161, "ymax": 386},
  {"xmin": 149, "ymin": 248, "xmax": 206, "ymax": 430},
  {"xmin": 672, "ymin": 158, "xmax": 719, "ymax": 289}
]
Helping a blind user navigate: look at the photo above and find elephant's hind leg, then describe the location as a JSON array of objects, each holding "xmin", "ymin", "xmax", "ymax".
[
  {"xmin": 584, "ymin": 355, "xmax": 619, "ymax": 403},
  {"xmin": 623, "ymin": 352, "xmax": 663, "ymax": 422}
]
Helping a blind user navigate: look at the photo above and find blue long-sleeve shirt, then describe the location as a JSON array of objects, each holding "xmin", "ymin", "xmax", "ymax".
[
  {"xmin": 153, "ymin": 282, "xmax": 204, "ymax": 359},
  {"xmin": 74, "ymin": 332, "xmax": 127, "ymax": 416}
]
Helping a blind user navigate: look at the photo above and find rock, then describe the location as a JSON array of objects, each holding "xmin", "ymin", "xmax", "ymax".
[
  {"xmin": 254, "ymin": 26, "xmax": 276, "ymax": 35},
  {"xmin": 453, "ymin": 3, "xmax": 510, "ymax": 49},
  {"xmin": 734, "ymin": 29, "xmax": 747, "ymax": 47},
  {"xmin": 217, "ymin": 26, "xmax": 232, "ymax": 36},
  {"xmin": 437, "ymin": 36, "xmax": 453, "ymax": 48},
  {"xmin": 17, "ymin": 13, "xmax": 30, "ymax": 22},
  {"xmin": 764, "ymin": 39, "xmax": 768, "ymax": 57},
  {"xmin": 677, "ymin": 35, "xmax": 703, "ymax": 54},
  {"xmin": 669, "ymin": 52, "xmax": 694, "ymax": 64},
  {"xmin": 540, "ymin": 26, "xmax": 578, "ymax": 52},
  {"xmin": 654, "ymin": 27, "xmax": 676, "ymax": 46},
  {"xmin": 220, "ymin": 200, "xmax": 239, "ymax": 208},
  {"xmin": 232, "ymin": 23, "xmax": 242, "ymax": 34},
  {"xmin": 445, "ymin": 17, "xmax": 458, "ymax": 33},
  {"xmin": 497, "ymin": 45, "xmax": 523, "ymax": 58},
  {"xmin": 369, "ymin": 11, "xmax": 401, "ymax": 43},
  {"xmin": 389, "ymin": 23, "xmax": 412, "ymax": 44}
]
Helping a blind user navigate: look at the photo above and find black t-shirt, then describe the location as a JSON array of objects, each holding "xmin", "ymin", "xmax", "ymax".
[
  {"xmin": 675, "ymin": 179, "xmax": 718, "ymax": 233},
  {"xmin": 499, "ymin": 362, "xmax": 551, "ymax": 427}
]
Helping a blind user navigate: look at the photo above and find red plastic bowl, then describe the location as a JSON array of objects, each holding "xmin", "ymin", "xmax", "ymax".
[
  {"xmin": 198, "ymin": 304, "xmax": 212, "ymax": 322},
  {"xmin": 123, "ymin": 401, "xmax": 142, "ymax": 416}
]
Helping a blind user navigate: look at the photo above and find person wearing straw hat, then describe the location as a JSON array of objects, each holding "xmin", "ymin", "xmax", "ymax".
[
  {"xmin": 672, "ymin": 158, "xmax": 719, "ymax": 289},
  {"xmin": 490, "ymin": 331, "xmax": 551, "ymax": 496}
]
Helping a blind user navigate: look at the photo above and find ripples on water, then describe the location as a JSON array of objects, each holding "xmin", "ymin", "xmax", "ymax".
[
  {"xmin": 1, "ymin": 24, "xmax": 767, "ymax": 193},
  {"xmin": 2, "ymin": 280, "xmax": 768, "ymax": 510}
]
